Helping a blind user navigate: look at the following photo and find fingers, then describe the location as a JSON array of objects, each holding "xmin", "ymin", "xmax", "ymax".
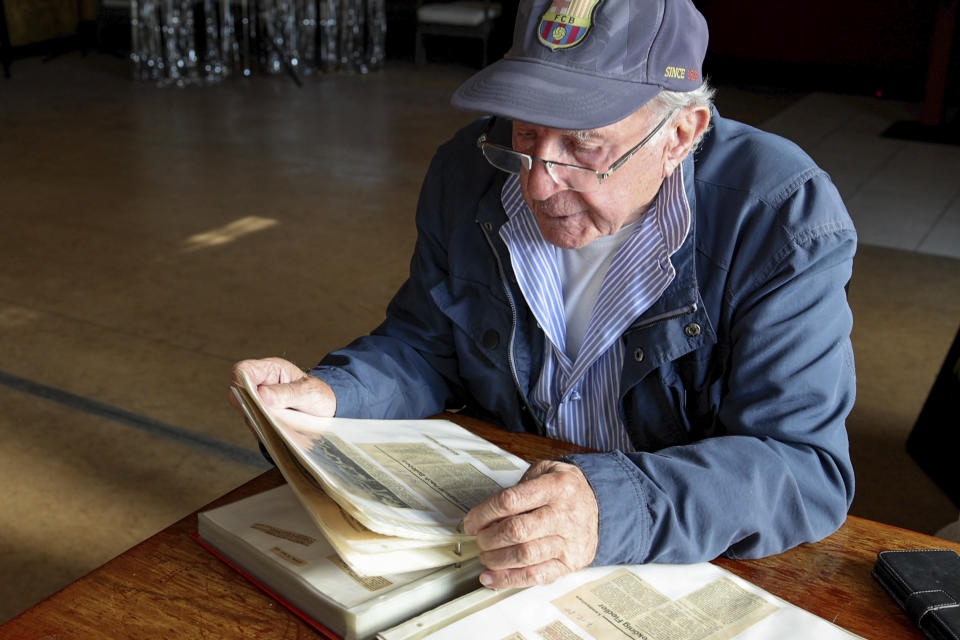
[
  {"xmin": 474, "ymin": 503, "xmax": 564, "ymax": 557},
  {"xmin": 231, "ymin": 357, "xmax": 306, "ymax": 388},
  {"xmin": 464, "ymin": 461, "xmax": 599, "ymax": 589},
  {"xmin": 478, "ymin": 528, "xmax": 568, "ymax": 569},
  {"xmin": 463, "ymin": 461, "xmax": 561, "ymax": 535},
  {"xmin": 259, "ymin": 375, "xmax": 336, "ymax": 416},
  {"xmin": 479, "ymin": 559, "xmax": 571, "ymax": 589},
  {"xmin": 229, "ymin": 357, "xmax": 337, "ymax": 417}
]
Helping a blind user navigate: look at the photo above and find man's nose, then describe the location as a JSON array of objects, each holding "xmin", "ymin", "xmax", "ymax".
[
  {"xmin": 524, "ymin": 129, "xmax": 575, "ymax": 198},
  {"xmin": 524, "ymin": 159, "xmax": 565, "ymax": 201}
]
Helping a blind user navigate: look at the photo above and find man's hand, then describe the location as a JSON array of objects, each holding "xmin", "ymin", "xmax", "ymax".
[
  {"xmin": 463, "ymin": 460, "xmax": 599, "ymax": 589},
  {"xmin": 230, "ymin": 357, "xmax": 336, "ymax": 418}
]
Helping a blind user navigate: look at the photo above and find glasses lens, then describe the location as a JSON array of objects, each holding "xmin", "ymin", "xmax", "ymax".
[
  {"xmin": 481, "ymin": 145, "xmax": 529, "ymax": 174},
  {"xmin": 480, "ymin": 145, "xmax": 602, "ymax": 192},
  {"xmin": 546, "ymin": 163, "xmax": 602, "ymax": 193}
]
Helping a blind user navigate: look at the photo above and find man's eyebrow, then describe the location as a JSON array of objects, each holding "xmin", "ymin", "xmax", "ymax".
[{"xmin": 564, "ymin": 128, "xmax": 602, "ymax": 143}]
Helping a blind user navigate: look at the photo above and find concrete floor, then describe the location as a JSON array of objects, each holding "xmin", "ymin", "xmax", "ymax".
[{"xmin": 1, "ymin": 51, "xmax": 959, "ymax": 625}]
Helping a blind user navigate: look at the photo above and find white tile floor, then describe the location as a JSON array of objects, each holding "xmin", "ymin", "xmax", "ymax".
[{"xmin": 760, "ymin": 92, "xmax": 960, "ymax": 259}]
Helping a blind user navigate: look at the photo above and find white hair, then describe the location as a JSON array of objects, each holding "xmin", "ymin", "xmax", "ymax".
[
  {"xmin": 652, "ymin": 81, "xmax": 716, "ymax": 112},
  {"xmin": 563, "ymin": 80, "xmax": 715, "ymax": 146},
  {"xmin": 648, "ymin": 79, "xmax": 716, "ymax": 147}
]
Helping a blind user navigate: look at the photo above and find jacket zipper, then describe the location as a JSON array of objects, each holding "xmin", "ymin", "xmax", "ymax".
[
  {"xmin": 478, "ymin": 219, "xmax": 546, "ymax": 436},
  {"xmin": 625, "ymin": 303, "xmax": 699, "ymax": 334}
]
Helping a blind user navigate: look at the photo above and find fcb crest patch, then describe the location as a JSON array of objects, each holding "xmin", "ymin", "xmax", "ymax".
[{"xmin": 537, "ymin": 0, "xmax": 603, "ymax": 50}]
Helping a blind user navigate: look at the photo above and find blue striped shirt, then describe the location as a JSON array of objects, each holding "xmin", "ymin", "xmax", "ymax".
[{"xmin": 499, "ymin": 169, "xmax": 691, "ymax": 451}]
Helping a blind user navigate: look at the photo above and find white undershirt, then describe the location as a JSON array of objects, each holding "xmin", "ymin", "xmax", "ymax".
[{"xmin": 557, "ymin": 217, "xmax": 645, "ymax": 361}]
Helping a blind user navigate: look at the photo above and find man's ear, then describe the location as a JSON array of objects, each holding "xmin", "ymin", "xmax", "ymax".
[{"xmin": 662, "ymin": 105, "xmax": 711, "ymax": 177}]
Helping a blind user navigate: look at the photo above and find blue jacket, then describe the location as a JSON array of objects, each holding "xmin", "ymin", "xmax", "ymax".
[{"xmin": 311, "ymin": 111, "xmax": 857, "ymax": 565}]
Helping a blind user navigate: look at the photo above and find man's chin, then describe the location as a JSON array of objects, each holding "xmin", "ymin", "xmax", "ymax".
[
  {"xmin": 540, "ymin": 226, "xmax": 593, "ymax": 249},
  {"xmin": 533, "ymin": 209, "xmax": 598, "ymax": 248}
]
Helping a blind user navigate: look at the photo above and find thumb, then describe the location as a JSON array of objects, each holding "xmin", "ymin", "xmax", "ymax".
[
  {"xmin": 256, "ymin": 378, "xmax": 307, "ymax": 408},
  {"xmin": 256, "ymin": 376, "xmax": 336, "ymax": 417}
]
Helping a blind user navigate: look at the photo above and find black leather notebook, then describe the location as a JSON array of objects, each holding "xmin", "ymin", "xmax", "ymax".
[{"xmin": 872, "ymin": 549, "xmax": 960, "ymax": 640}]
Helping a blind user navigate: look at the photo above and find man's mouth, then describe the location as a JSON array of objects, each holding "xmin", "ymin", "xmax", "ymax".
[{"xmin": 532, "ymin": 201, "xmax": 580, "ymax": 220}]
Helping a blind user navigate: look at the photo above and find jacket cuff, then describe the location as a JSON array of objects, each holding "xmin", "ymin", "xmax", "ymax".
[
  {"xmin": 307, "ymin": 366, "xmax": 361, "ymax": 418},
  {"xmin": 560, "ymin": 451, "xmax": 651, "ymax": 566}
]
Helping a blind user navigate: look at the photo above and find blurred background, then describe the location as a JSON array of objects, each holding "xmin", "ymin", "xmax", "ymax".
[{"xmin": 1, "ymin": 0, "xmax": 959, "ymax": 626}]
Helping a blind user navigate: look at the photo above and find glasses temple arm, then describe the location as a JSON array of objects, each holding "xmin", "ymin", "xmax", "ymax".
[{"xmin": 600, "ymin": 110, "xmax": 676, "ymax": 180}]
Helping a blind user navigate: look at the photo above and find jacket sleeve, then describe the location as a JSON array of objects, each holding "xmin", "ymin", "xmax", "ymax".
[
  {"xmin": 308, "ymin": 143, "xmax": 468, "ymax": 419},
  {"xmin": 566, "ymin": 169, "xmax": 857, "ymax": 565}
]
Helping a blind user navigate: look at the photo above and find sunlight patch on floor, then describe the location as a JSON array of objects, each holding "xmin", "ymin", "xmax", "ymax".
[{"xmin": 182, "ymin": 216, "xmax": 278, "ymax": 252}]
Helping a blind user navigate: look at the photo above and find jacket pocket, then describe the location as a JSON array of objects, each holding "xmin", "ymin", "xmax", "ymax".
[
  {"xmin": 429, "ymin": 275, "xmax": 527, "ymax": 424},
  {"xmin": 622, "ymin": 345, "xmax": 726, "ymax": 451},
  {"xmin": 429, "ymin": 276, "xmax": 513, "ymax": 375}
]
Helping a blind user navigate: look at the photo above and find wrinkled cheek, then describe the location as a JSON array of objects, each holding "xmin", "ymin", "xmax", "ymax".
[{"xmin": 537, "ymin": 216, "xmax": 593, "ymax": 249}]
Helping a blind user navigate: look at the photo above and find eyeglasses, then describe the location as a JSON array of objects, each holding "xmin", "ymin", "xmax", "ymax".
[{"xmin": 476, "ymin": 111, "xmax": 674, "ymax": 193}]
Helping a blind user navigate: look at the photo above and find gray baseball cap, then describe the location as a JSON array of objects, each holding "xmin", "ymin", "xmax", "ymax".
[{"xmin": 451, "ymin": 0, "xmax": 708, "ymax": 130}]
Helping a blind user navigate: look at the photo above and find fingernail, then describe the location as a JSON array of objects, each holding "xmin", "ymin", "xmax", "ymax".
[{"xmin": 479, "ymin": 573, "xmax": 493, "ymax": 587}]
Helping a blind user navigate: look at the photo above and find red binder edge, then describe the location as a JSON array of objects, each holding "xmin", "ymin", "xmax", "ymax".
[{"xmin": 190, "ymin": 532, "xmax": 342, "ymax": 640}]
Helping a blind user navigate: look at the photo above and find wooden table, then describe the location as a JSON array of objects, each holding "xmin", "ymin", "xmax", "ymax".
[{"xmin": 3, "ymin": 414, "xmax": 957, "ymax": 639}]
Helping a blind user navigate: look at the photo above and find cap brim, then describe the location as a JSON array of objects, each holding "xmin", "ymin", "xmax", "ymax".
[{"xmin": 451, "ymin": 57, "xmax": 662, "ymax": 130}]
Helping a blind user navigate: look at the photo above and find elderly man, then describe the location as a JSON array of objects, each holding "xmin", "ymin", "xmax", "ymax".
[{"xmin": 233, "ymin": 0, "xmax": 856, "ymax": 591}]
